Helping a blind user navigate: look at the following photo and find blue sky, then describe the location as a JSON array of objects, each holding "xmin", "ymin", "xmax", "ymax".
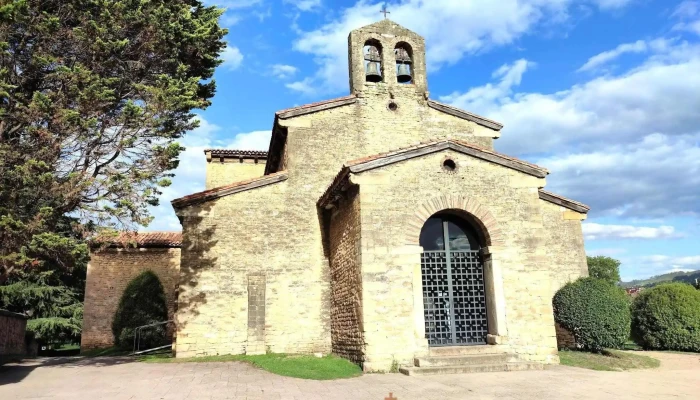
[{"xmin": 149, "ymin": 0, "xmax": 700, "ymax": 281}]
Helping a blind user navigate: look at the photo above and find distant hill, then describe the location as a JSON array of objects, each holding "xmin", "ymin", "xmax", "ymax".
[{"xmin": 621, "ymin": 270, "xmax": 700, "ymax": 288}]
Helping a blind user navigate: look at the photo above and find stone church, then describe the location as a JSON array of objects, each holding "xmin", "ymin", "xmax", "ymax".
[{"xmin": 82, "ymin": 20, "xmax": 589, "ymax": 373}]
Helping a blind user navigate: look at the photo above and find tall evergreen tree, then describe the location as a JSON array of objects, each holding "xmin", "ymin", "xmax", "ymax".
[{"xmin": 0, "ymin": 0, "xmax": 227, "ymax": 342}]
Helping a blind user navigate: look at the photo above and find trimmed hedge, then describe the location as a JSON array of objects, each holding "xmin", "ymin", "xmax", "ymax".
[
  {"xmin": 631, "ymin": 282, "xmax": 700, "ymax": 352},
  {"xmin": 553, "ymin": 277, "xmax": 630, "ymax": 352},
  {"xmin": 112, "ymin": 271, "xmax": 169, "ymax": 349}
]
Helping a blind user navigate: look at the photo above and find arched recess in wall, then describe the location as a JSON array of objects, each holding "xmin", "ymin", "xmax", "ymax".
[
  {"xmin": 406, "ymin": 194, "xmax": 504, "ymax": 247},
  {"xmin": 394, "ymin": 42, "xmax": 413, "ymax": 84},
  {"xmin": 363, "ymin": 39, "xmax": 383, "ymax": 83}
]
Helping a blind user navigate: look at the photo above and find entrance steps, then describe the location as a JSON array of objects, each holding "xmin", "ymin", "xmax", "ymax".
[{"xmin": 399, "ymin": 346, "xmax": 545, "ymax": 376}]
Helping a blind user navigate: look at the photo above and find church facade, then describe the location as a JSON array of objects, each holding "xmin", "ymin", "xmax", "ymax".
[{"xmin": 83, "ymin": 20, "xmax": 589, "ymax": 372}]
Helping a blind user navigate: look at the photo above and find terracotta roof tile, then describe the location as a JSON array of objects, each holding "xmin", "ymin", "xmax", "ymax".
[
  {"xmin": 205, "ymin": 149, "xmax": 268, "ymax": 159},
  {"xmin": 94, "ymin": 231, "xmax": 182, "ymax": 248}
]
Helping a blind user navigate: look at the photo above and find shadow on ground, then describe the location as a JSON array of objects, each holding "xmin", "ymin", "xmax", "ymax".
[{"xmin": 0, "ymin": 356, "xmax": 135, "ymax": 386}]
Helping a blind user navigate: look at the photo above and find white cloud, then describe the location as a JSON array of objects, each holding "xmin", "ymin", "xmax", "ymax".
[
  {"xmin": 582, "ymin": 223, "xmax": 681, "ymax": 240},
  {"xmin": 443, "ymin": 41, "xmax": 700, "ymax": 156},
  {"xmin": 578, "ymin": 40, "xmax": 647, "ymax": 72},
  {"xmin": 672, "ymin": 1, "xmax": 700, "ymax": 19},
  {"xmin": 284, "ymin": 0, "xmax": 321, "ymax": 11},
  {"xmin": 220, "ymin": 13, "xmax": 241, "ymax": 27},
  {"xmin": 271, "ymin": 64, "xmax": 299, "ymax": 79},
  {"xmin": 285, "ymin": 78, "xmax": 318, "ymax": 95},
  {"xmin": 673, "ymin": 1, "xmax": 700, "ymax": 36},
  {"xmin": 145, "ymin": 116, "xmax": 268, "ymax": 232},
  {"xmin": 441, "ymin": 36, "xmax": 700, "ymax": 219},
  {"xmin": 535, "ymin": 133, "xmax": 700, "ymax": 218},
  {"xmin": 289, "ymin": 0, "xmax": 631, "ymax": 94},
  {"xmin": 221, "ymin": 45, "xmax": 244, "ymax": 70},
  {"xmin": 441, "ymin": 59, "xmax": 533, "ymax": 114},
  {"xmin": 226, "ymin": 130, "xmax": 271, "ymax": 150}
]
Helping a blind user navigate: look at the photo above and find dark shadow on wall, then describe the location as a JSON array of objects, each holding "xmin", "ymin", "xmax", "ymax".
[{"xmin": 174, "ymin": 210, "xmax": 219, "ymax": 337}]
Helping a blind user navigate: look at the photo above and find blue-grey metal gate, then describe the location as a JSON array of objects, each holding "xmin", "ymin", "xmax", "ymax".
[{"xmin": 421, "ymin": 245, "xmax": 488, "ymax": 346}]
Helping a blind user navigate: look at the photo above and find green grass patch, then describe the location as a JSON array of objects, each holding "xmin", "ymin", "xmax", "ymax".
[
  {"xmin": 141, "ymin": 353, "xmax": 363, "ymax": 380},
  {"xmin": 80, "ymin": 346, "xmax": 131, "ymax": 357},
  {"xmin": 559, "ymin": 349, "xmax": 660, "ymax": 371},
  {"xmin": 623, "ymin": 340, "xmax": 643, "ymax": 351}
]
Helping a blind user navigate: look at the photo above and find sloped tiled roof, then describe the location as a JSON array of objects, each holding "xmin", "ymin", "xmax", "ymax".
[
  {"xmin": 275, "ymin": 95, "xmax": 358, "ymax": 119},
  {"xmin": 171, "ymin": 171, "xmax": 288, "ymax": 209},
  {"xmin": 427, "ymin": 100, "xmax": 504, "ymax": 131},
  {"xmin": 344, "ymin": 139, "xmax": 545, "ymax": 174},
  {"xmin": 205, "ymin": 149, "xmax": 268, "ymax": 159},
  {"xmin": 93, "ymin": 232, "xmax": 182, "ymax": 248}
]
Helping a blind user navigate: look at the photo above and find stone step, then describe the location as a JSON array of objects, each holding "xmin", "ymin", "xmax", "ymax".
[
  {"xmin": 414, "ymin": 353, "xmax": 517, "ymax": 367},
  {"xmin": 428, "ymin": 345, "xmax": 509, "ymax": 357},
  {"xmin": 400, "ymin": 362, "xmax": 545, "ymax": 376}
]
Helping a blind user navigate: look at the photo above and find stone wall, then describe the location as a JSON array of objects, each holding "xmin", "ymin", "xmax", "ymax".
[
  {"xmin": 540, "ymin": 200, "xmax": 589, "ymax": 292},
  {"xmin": 0, "ymin": 310, "xmax": 28, "ymax": 359},
  {"xmin": 81, "ymin": 248, "xmax": 181, "ymax": 350},
  {"xmin": 175, "ymin": 178, "xmax": 334, "ymax": 358},
  {"xmin": 174, "ymin": 20, "xmax": 587, "ymax": 366},
  {"xmin": 175, "ymin": 72, "xmax": 499, "ymax": 359},
  {"xmin": 206, "ymin": 159, "xmax": 266, "ymax": 190},
  {"xmin": 349, "ymin": 150, "xmax": 586, "ymax": 370},
  {"xmin": 328, "ymin": 185, "xmax": 365, "ymax": 364}
]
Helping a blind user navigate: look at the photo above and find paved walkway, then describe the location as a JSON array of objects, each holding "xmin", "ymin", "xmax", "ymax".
[{"xmin": 1, "ymin": 352, "xmax": 699, "ymax": 399}]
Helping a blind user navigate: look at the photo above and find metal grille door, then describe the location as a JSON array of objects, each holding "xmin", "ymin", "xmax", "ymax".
[{"xmin": 421, "ymin": 250, "xmax": 488, "ymax": 346}]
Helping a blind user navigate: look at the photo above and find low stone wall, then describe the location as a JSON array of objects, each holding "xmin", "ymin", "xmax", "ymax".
[
  {"xmin": 81, "ymin": 247, "xmax": 181, "ymax": 350},
  {"xmin": 0, "ymin": 309, "xmax": 29, "ymax": 361}
]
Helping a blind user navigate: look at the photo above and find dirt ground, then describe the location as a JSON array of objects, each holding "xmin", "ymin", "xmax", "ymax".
[{"xmin": 1, "ymin": 351, "xmax": 698, "ymax": 399}]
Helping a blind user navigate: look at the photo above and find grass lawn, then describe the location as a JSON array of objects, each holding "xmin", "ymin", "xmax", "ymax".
[
  {"xmin": 559, "ymin": 349, "xmax": 660, "ymax": 371},
  {"xmin": 80, "ymin": 346, "xmax": 132, "ymax": 357},
  {"xmin": 141, "ymin": 353, "xmax": 363, "ymax": 380}
]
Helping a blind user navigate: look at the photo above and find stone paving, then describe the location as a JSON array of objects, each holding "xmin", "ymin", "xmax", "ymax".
[{"xmin": 1, "ymin": 352, "xmax": 699, "ymax": 399}]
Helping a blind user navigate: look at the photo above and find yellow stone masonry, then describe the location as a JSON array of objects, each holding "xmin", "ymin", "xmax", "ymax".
[{"xmin": 166, "ymin": 19, "xmax": 589, "ymax": 371}]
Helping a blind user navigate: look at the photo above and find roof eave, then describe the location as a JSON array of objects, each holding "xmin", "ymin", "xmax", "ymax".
[
  {"xmin": 538, "ymin": 190, "xmax": 590, "ymax": 214},
  {"xmin": 427, "ymin": 100, "xmax": 504, "ymax": 131},
  {"xmin": 172, "ymin": 172, "xmax": 288, "ymax": 209}
]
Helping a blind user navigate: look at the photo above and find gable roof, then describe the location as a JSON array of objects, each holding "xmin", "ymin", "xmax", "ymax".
[
  {"xmin": 318, "ymin": 139, "xmax": 548, "ymax": 208},
  {"xmin": 538, "ymin": 190, "xmax": 590, "ymax": 213},
  {"xmin": 276, "ymin": 95, "xmax": 358, "ymax": 120},
  {"xmin": 92, "ymin": 231, "xmax": 182, "ymax": 248},
  {"xmin": 427, "ymin": 100, "xmax": 503, "ymax": 131},
  {"xmin": 172, "ymin": 171, "xmax": 288, "ymax": 209}
]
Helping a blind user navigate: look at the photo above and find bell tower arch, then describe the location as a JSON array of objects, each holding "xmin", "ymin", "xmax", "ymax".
[{"xmin": 347, "ymin": 19, "xmax": 427, "ymax": 96}]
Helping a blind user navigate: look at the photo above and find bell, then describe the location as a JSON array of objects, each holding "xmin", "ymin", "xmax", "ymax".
[
  {"xmin": 397, "ymin": 63, "xmax": 412, "ymax": 83},
  {"xmin": 365, "ymin": 61, "xmax": 382, "ymax": 83}
]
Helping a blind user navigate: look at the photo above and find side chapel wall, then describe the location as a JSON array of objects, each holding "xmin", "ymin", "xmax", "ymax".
[{"xmin": 328, "ymin": 185, "xmax": 365, "ymax": 364}]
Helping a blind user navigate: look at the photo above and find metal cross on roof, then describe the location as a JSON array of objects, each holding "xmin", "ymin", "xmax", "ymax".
[{"xmin": 380, "ymin": 4, "xmax": 391, "ymax": 19}]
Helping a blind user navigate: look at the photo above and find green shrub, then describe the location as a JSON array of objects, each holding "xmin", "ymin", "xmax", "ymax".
[
  {"xmin": 631, "ymin": 282, "xmax": 700, "ymax": 352},
  {"xmin": 112, "ymin": 271, "xmax": 169, "ymax": 349},
  {"xmin": 553, "ymin": 277, "xmax": 630, "ymax": 352}
]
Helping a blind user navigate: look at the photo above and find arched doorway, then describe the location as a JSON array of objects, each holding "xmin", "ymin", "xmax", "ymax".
[{"xmin": 419, "ymin": 212, "xmax": 488, "ymax": 346}]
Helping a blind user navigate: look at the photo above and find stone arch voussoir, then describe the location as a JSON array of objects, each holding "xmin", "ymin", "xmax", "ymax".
[{"xmin": 406, "ymin": 194, "xmax": 504, "ymax": 247}]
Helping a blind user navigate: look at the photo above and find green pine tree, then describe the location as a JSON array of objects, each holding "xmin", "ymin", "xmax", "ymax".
[{"xmin": 0, "ymin": 0, "xmax": 227, "ymax": 343}]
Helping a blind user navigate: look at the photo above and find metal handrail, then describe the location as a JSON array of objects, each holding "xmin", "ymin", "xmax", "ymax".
[{"xmin": 132, "ymin": 320, "xmax": 173, "ymax": 354}]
